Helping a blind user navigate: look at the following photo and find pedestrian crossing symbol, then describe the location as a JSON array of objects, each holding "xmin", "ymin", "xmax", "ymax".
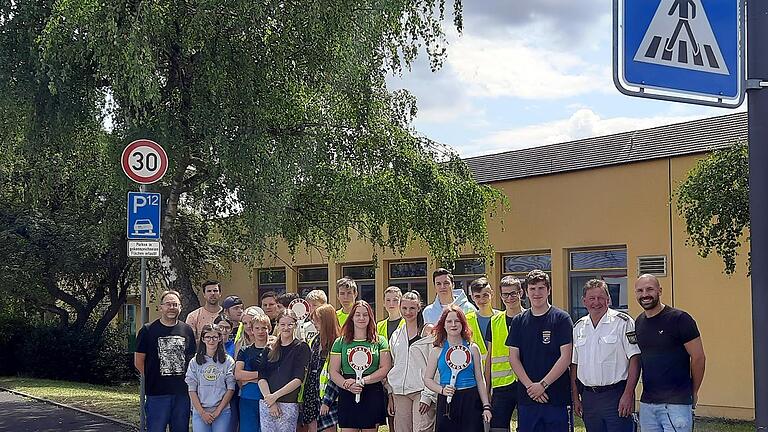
[{"xmin": 634, "ymin": 0, "xmax": 727, "ymax": 75}]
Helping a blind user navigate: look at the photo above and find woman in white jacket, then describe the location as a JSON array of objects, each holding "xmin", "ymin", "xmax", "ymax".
[{"xmin": 387, "ymin": 290, "xmax": 437, "ymax": 432}]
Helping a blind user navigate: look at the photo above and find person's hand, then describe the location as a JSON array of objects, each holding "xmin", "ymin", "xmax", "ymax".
[
  {"xmin": 618, "ymin": 391, "xmax": 634, "ymax": 417},
  {"xmin": 533, "ymin": 391, "xmax": 549, "ymax": 404},
  {"xmin": 443, "ymin": 385, "xmax": 456, "ymax": 398},
  {"xmin": 320, "ymin": 404, "xmax": 330, "ymax": 416},
  {"xmin": 526, "ymin": 382, "xmax": 546, "ymax": 400},
  {"xmin": 349, "ymin": 381, "xmax": 364, "ymax": 394},
  {"xmin": 264, "ymin": 393, "xmax": 279, "ymax": 407},
  {"xmin": 269, "ymin": 403, "xmax": 282, "ymax": 418},
  {"xmin": 343, "ymin": 378, "xmax": 356, "ymax": 390},
  {"xmin": 572, "ymin": 394, "xmax": 583, "ymax": 417},
  {"xmin": 692, "ymin": 393, "xmax": 698, "ymax": 410},
  {"xmin": 199, "ymin": 409, "xmax": 215, "ymax": 424},
  {"xmin": 418, "ymin": 402, "xmax": 431, "ymax": 415},
  {"xmin": 482, "ymin": 408, "xmax": 492, "ymax": 423},
  {"xmin": 387, "ymin": 395, "xmax": 395, "ymax": 416},
  {"xmin": 211, "ymin": 406, "xmax": 222, "ymax": 419}
]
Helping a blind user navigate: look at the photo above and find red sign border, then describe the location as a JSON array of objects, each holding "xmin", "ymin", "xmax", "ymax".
[{"xmin": 121, "ymin": 139, "xmax": 169, "ymax": 184}]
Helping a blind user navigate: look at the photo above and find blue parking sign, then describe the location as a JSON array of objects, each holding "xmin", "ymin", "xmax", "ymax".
[
  {"xmin": 614, "ymin": 0, "xmax": 744, "ymax": 107},
  {"xmin": 127, "ymin": 192, "xmax": 162, "ymax": 240}
]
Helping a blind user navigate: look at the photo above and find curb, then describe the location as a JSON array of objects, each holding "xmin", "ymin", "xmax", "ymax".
[{"xmin": 0, "ymin": 386, "xmax": 139, "ymax": 431}]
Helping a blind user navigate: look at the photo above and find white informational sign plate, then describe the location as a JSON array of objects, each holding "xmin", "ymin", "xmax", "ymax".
[{"xmin": 128, "ymin": 240, "xmax": 161, "ymax": 258}]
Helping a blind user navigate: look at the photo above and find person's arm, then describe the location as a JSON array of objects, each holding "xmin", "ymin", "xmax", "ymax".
[
  {"xmin": 134, "ymin": 326, "xmax": 147, "ymax": 375},
  {"xmin": 528, "ymin": 343, "xmax": 572, "ymax": 401},
  {"xmin": 508, "ymin": 346, "xmax": 533, "ymax": 387},
  {"xmin": 685, "ymin": 337, "xmax": 706, "ymax": 408},
  {"xmin": 618, "ymin": 355, "xmax": 640, "ymax": 417},
  {"xmin": 471, "ymin": 344, "xmax": 492, "ymax": 408},
  {"xmin": 570, "ymin": 364, "xmax": 582, "ymax": 417},
  {"xmin": 134, "ymin": 353, "xmax": 146, "ymax": 375},
  {"xmin": 423, "ymin": 347, "xmax": 444, "ymax": 395},
  {"xmin": 214, "ymin": 359, "xmax": 236, "ymax": 417},
  {"xmin": 362, "ymin": 351, "xmax": 392, "ymax": 384}
]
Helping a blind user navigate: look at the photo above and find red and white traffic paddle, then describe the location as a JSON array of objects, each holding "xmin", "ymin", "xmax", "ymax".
[
  {"xmin": 348, "ymin": 346, "xmax": 373, "ymax": 403},
  {"xmin": 444, "ymin": 344, "xmax": 472, "ymax": 404},
  {"xmin": 290, "ymin": 298, "xmax": 312, "ymax": 340}
]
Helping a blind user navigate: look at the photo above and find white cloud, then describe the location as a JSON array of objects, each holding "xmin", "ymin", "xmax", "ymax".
[
  {"xmin": 446, "ymin": 35, "xmax": 610, "ymax": 100},
  {"xmin": 461, "ymin": 109, "xmax": 711, "ymax": 157}
]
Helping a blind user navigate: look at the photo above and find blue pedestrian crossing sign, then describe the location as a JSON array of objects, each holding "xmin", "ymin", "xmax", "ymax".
[
  {"xmin": 614, "ymin": 0, "xmax": 744, "ymax": 107},
  {"xmin": 127, "ymin": 192, "xmax": 161, "ymax": 240}
]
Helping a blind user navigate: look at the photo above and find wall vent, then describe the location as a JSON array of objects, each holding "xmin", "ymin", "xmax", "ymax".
[{"xmin": 638, "ymin": 255, "xmax": 667, "ymax": 276}]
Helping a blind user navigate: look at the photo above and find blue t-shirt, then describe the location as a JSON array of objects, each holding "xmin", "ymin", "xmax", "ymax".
[
  {"xmin": 437, "ymin": 340, "xmax": 477, "ymax": 389},
  {"xmin": 476, "ymin": 314, "xmax": 493, "ymax": 342},
  {"xmin": 236, "ymin": 345, "xmax": 267, "ymax": 400},
  {"xmin": 505, "ymin": 306, "xmax": 573, "ymax": 406}
]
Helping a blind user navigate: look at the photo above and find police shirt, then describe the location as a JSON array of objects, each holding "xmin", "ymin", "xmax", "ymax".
[{"xmin": 572, "ymin": 308, "xmax": 641, "ymax": 387}]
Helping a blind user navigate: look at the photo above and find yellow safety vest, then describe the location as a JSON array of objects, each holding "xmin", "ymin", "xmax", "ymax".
[
  {"xmin": 376, "ymin": 318, "xmax": 404, "ymax": 340},
  {"xmin": 336, "ymin": 309, "xmax": 349, "ymax": 326},
  {"xmin": 489, "ymin": 313, "xmax": 517, "ymax": 388},
  {"xmin": 465, "ymin": 311, "xmax": 489, "ymax": 357}
]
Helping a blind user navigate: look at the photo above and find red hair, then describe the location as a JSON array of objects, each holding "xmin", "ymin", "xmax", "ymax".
[
  {"xmin": 432, "ymin": 305, "xmax": 472, "ymax": 347},
  {"xmin": 340, "ymin": 300, "xmax": 378, "ymax": 343}
]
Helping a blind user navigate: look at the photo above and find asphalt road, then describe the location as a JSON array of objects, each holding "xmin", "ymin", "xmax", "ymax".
[{"xmin": 0, "ymin": 391, "xmax": 135, "ymax": 431}]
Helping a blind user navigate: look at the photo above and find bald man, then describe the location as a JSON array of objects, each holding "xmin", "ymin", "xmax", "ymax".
[{"xmin": 634, "ymin": 274, "xmax": 706, "ymax": 432}]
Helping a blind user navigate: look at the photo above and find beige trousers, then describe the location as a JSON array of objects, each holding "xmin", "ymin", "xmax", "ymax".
[{"xmin": 393, "ymin": 392, "xmax": 436, "ymax": 432}]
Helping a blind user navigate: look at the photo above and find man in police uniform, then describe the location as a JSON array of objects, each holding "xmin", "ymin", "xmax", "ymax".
[
  {"xmin": 570, "ymin": 279, "xmax": 640, "ymax": 432},
  {"xmin": 484, "ymin": 276, "xmax": 525, "ymax": 432}
]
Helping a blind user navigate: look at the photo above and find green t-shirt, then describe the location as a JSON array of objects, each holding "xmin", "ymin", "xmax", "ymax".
[{"xmin": 330, "ymin": 336, "xmax": 389, "ymax": 376}]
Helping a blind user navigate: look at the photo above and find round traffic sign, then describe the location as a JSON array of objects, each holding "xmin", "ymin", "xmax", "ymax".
[{"xmin": 121, "ymin": 140, "xmax": 169, "ymax": 184}]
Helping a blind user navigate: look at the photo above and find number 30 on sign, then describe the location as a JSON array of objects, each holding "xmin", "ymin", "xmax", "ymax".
[{"xmin": 121, "ymin": 139, "xmax": 169, "ymax": 184}]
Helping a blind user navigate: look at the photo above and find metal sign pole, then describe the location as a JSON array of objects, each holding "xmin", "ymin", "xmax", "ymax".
[
  {"xmin": 139, "ymin": 184, "xmax": 148, "ymax": 431},
  {"xmin": 747, "ymin": 0, "xmax": 768, "ymax": 430}
]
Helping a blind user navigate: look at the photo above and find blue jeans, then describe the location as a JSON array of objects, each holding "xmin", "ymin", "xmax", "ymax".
[
  {"xmin": 239, "ymin": 398, "xmax": 261, "ymax": 432},
  {"xmin": 145, "ymin": 394, "xmax": 191, "ymax": 432},
  {"xmin": 191, "ymin": 407, "xmax": 232, "ymax": 432},
  {"xmin": 639, "ymin": 402, "xmax": 693, "ymax": 432},
  {"xmin": 517, "ymin": 404, "xmax": 574, "ymax": 432}
]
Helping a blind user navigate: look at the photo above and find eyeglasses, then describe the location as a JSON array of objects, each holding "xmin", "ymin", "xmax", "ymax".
[
  {"xmin": 203, "ymin": 335, "xmax": 220, "ymax": 341},
  {"xmin": 161, "ymin": 302, "xmax": 180, "ymax": 308},
  {"xmin": 500, "ymin": 292, "xmax": 521, "ymax": 299}
]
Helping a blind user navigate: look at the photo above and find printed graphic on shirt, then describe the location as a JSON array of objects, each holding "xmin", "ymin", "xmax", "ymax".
[
  {"xmin": 157, "ymin": 335, "xmax": 186, "ymax": 376},
  {"xmin": 542, "ymin": 330, "xmax": 551, "ymax": 345},
  {"xmin": 204, "ymin": 364, "xmax": 221, "ymax": 381}
]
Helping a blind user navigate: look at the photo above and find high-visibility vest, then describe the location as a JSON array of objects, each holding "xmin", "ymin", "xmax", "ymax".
[
  {"xmin": 336, "ymin": 309, "xmax": 349, "ymax": 326},
  {"xmin": 376, "ymin": 318, "xmax": 404, "ymax": 340},
  {"xmin": 465, "ymin": 311, "xmax": 490, "ymax": 357},
  {"xmin": 489, "ymin": 313, "xmax": 517, "ymax": 388}
]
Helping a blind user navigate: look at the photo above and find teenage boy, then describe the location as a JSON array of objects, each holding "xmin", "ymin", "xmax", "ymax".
[
  {"xmin": 377, "ymin": 286, "xmax": 404, "ymax": 341},
  {"xmin": 423, "ymin": 268, "xmax": 477, "ymax": 325},
  {"xmin": 335, "ymin": 277, "xmax": 358, "ymax": 326},
  {"xmin": 485, "ymin": 276, "xmax": 526, "ymax": 432},
  {"xmin": 507, "ymin": 270, "xmax": 574, "ymax": 432},
  {"xmin": 468, "ymin": 277, "xmax": 500, "ymax": 353},
  {"xmin": 135, "ymin": 290, "xmax": 197, "ymax": 432},
  {"xmin": 185, "ymin": 279, "xmax": 223, "ymax": 339}
]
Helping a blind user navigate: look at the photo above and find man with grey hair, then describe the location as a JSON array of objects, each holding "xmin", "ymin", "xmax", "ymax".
[
  {"xmin": 634, "ymin": 274, "xmax": 705, "ymax": 432},
  {"xmin": 571, "ymin": 279, "xmax": 640, "ymax": 432}
]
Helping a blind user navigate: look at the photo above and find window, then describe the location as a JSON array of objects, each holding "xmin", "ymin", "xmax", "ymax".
[
  {"xmin": 502, "ymin": 252, "xmax": 552, "ymax": 307},
  {"xmin": 389, "ymin": 261, "xmax": 428, "ymax": 304},
  {"xmin": 298, "ymin": 266, "xmax": 329, "ymax": 298},
  {"xmin": 568, "ymin": 248, "xmax": 629, "ymax": 321},
  {"xmin": 342, "ymin": 264, "xmax": 376, "ymax": 311},
  {"xmin": 258, "ymin": 267, "xmax": 287, "ymax": 298},
  {"xmin": 451, "ymin": 257, "xmax": 487, "ymax": 295}
]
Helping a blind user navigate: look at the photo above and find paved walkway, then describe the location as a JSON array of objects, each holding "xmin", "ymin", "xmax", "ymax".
[{"xmin": 0, "ymin": 390, "xmax": 135, "ymax": 431}]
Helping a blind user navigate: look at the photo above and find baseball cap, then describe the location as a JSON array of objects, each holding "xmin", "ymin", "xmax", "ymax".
[{"xmin": 222, "ymin": 295, "xmax": 243, "ymax": 310}]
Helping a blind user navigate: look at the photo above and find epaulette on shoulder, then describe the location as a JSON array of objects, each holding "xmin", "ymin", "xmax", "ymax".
[
  {"xmin": 616, "ymin": 312, "xmax": 631, "ymax": 321},
  {"xmin": 574, "ymin": 316, "xmax": 588, "ymax": 328}
]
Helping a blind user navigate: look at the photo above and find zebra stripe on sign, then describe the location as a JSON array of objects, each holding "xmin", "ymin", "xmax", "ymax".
[{"xmin": 634, "ymin": 0, "xmax": 728, "ymax": 75}]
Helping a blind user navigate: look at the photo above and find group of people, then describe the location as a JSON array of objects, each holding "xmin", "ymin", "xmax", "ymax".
[{"xmin": 135, "ymin": 268, "xmax": 706, "ymax": 432}]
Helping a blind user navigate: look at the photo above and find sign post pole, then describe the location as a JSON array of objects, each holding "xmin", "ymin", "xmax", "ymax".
[
  {"xmin": 747, "ymin": 1, "xmax": 768, "ymax": 429},
  {"xmin": 139, "ymin": 183, "xmax": 148, "ymax": 432}
]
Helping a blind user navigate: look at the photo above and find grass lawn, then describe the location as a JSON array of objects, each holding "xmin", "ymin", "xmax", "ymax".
[{"xmin": 0, "ymin": 376, "xmax": 756, "ymax": 431}]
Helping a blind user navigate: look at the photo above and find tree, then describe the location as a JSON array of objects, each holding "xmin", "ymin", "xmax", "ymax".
[
  {"xmin": 676, "ymin": 142, "xmax": 750, "ymax": 274},
  {"xmin": 1, "ymin": 0, "xmax": 503, "ymax": 319}
]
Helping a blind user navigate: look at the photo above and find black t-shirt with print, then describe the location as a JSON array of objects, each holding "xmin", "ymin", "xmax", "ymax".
[
  {"xmin": 635, "ymin": 305, "xmax": 700, "ymax": 404},
  {"xmin": 136, "ymin": 319, "xmax": 196, "ymax": 396},
  {"xmin": 505, "ymin": 307, "xmax": 573, "ymax": 406}
]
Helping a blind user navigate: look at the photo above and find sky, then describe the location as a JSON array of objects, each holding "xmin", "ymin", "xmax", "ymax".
[{"xmin": 386, "ymin": 0, "xmax": 745, "ymax": 158}]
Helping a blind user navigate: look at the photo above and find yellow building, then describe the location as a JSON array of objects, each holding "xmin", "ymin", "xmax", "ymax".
[{"xmin": 143, "ymin": 112, "xmax": 753, "ymax": 419}]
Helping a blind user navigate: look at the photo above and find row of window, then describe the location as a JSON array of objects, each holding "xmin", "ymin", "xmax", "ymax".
[{"xmin": 257, "ymin": 248, "xmax": 630, "ymax": 321}]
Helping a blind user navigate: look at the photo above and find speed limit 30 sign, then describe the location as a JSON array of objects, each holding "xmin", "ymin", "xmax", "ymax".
[{"xmin": 121, "ymin": 139, "xmax": 169, "ymax": 184}]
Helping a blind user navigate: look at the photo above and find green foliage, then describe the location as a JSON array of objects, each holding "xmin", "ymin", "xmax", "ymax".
[{"xmin": 676, "ymin": 142, "xmax": 750, "ymax": 274}]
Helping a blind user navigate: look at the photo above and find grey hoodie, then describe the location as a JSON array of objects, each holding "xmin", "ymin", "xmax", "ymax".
[
  {"xmin": 185, "ymin": 354, "xmax": 236, "ymax": 409},
  {"xmin": 423, "ymin": 289, "xmax": 478, "ymax": 324}
]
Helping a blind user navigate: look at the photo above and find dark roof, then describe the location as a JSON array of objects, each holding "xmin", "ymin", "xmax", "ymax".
[{"xmin": 463, "ymin": 112, "xmax": 747, "ymax": 184}]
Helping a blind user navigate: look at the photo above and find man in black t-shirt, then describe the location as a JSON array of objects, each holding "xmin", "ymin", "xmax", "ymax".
[
  {"xmin": 506, "ymin": 270, "xmax": 574, "ymax": 432},
  {"xmin": 634, "ymin": 274, "xmax": 706, "ymax": 432},
  {"xmin": 135, "ymin": 290, "xmax": 197, "ymax": 432}
]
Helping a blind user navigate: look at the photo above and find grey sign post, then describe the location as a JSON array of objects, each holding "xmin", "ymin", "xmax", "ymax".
[{"xmin": 121, "ymin": 139, "xmax": 169, "ymax": 431}]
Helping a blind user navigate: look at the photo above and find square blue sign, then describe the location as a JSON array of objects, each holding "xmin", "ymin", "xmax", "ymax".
[
  {"xmin": 127, "ymin": 192, "xmax": 161, "ymax": 240},
  {"xmin": 618, "ymin": 0, "xmax": 743, "ymax": 104}
]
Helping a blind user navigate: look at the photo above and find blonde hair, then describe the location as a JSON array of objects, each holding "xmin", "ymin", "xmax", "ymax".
[
  {"xmin": 384, "ymin": 286, "xmax": 403, "ymax": 297},
  {"xmin": 305, "ymin": 289, "xmax": 328, "ymax": 304}
]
